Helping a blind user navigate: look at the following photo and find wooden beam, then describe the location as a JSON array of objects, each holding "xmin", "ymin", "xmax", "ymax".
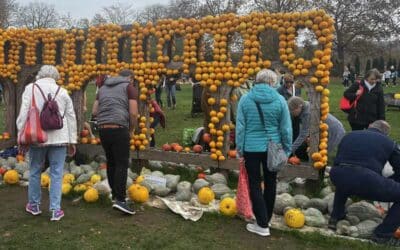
[
  {"xmin": 0, "ymin": 139, "xmax": 17, "ymax": 150},
  {"xmin": 76, "ymin": 144, "xmax": 319, "ymax": 179}
]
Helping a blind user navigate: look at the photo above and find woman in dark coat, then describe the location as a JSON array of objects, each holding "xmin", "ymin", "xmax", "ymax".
[{"xmin": 343, "ymin": 68, "xmax": 385, "ymax": 131}]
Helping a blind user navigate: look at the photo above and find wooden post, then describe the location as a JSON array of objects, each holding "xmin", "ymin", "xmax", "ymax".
[
  {"xmin": 2, "ymin": 78, "xmax": 16, "ymax": 138},
  {"xmin": 219, "ymin": 84, "xmax": 233, "ymax": 156},
  {"xmin": 307, "ymin": 85, "xmax": 321, "ymax": 160},
  {"xmin": 306, "ymin": 84, "xmax": 323, "ymax": 192},
  {"xmin": 70, "ymin": 89, "xmax": 84, "ymax": 133}
]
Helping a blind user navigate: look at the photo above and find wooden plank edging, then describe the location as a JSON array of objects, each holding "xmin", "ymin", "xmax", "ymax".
[{"xmin": 76, "ymin": 144, "xmax": 319, "ymax": 180}]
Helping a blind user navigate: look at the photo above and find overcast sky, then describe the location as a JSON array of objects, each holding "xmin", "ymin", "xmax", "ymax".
[{"xmin": 16, "ymin": 0, "xmax": 170, "ymax": 19}]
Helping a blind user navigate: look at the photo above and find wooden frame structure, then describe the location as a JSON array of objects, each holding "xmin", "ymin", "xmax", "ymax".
[{"xmin": 0, "ymin": 10, "xmax": 336, "ymax": 180}]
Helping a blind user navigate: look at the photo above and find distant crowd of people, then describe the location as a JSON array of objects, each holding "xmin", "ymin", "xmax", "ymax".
[{"xmin": 343, "ymin": 65, "xmax": 398, "ymax": 88}]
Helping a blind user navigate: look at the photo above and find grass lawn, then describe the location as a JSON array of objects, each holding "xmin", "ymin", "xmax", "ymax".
[
  {"xmin": 0, "ymin": 185, "xmax": 387, "ymax": 250},
  {"xmin": 2, "ymin": 78, "xmax": 400, "ymax": 249}
]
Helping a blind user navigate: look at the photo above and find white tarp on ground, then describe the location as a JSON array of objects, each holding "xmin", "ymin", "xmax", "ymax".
[{"xmin": 147, "ymin": 196, "xmax": 219, "ymax": 222}]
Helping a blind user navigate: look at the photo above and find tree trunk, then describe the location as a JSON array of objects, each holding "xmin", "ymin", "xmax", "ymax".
[{"xmin": 337, "ymin": 44, "xmax": 345, "ymax": 76}]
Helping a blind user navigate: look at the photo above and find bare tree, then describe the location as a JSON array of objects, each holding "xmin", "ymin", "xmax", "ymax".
[
  {"xmin": 312, "ymin": 0, "xmax": 400, "ymax": 75},
  {"xmin": 59, "ymin": 13, "xmax": 75, "ymax": 29},
  {"xmin": 93, "ymin": 2, "xmax": 138, "ymax": 25},
  {"xmin": 166, "ymin": 0, "xmax": 245, "ymax": 19},
  {"xmin": 249, "ymin": 0, "xmax": 311, "ymax": 12},
  {"xmin": 167, "ymin": 0, "xmax": 203, "ymax": 19},
  {"xmin": 15, "ymin": 1, "xmax": 59, "ymax": 28},
  {"xmin": 0, "ymin": 0, "xmax": 17, "ymax": 28},
  {"xmin": 200, "ymin": 0, "xmax": 246, "ymax": 16},
  {"xmin": 91, "ymin": 13, "xmax": 107, "ymax": 26},
  {"xmin": 76, "ymin": 18, "xmax": 90, "ymax": 29},
  {"xmin": 138, "ymin": 4, "xmax": 167, "ymax": 24}
]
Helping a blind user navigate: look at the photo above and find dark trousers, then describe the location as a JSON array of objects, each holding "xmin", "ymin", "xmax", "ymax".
[
  {"xmin": 343, "ymin": 79, "xmax": 349, "ymax": 87},
  {"xmin": 292, "ymin": 117, "xmax": 309, "ymax": 161},
  {"xmin": 166, "ymin": 85, "xmax": 176, "ymax": 107},
  {"xmin": 330, "ymin": 165, "xmax": 400, "ymax": 238},
  {"xmin": 99, "ymin": 127, "xmax": 130, "ymax": 202},
  {"xmin": 155, "ymin": 87, "xmax": 163, "ymax": 108},
  {"xmin": 244, "ymin": 151, "xmax": 277, "ymax": 228},
  {"xmin": 150, "ymin": 115, "xmax": 160, "ymax": 147},
  {"xmin": 350, "ymin": 123, "xmax": 368, "ymax": 131}
]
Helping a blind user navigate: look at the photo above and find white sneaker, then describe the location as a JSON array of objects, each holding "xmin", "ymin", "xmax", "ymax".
[{"xmin": 246, "ymin": 223, "xmax": 270, "ymax": 237}]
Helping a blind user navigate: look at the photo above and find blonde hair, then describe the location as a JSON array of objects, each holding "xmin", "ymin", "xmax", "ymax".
[
  {"xmin": 288, "ymin": 96, "xmax": 305, "ymax": 112},
  {"xmin": 255, "ymin": 69, "xmax": 277, "ymax": 86}
]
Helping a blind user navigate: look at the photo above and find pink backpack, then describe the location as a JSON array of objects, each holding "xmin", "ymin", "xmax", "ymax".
[{"xmin": 35, "ymin": 84, "xmax": 64, "ymax": 131}]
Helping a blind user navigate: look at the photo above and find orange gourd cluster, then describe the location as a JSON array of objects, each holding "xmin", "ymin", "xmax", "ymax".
[{"xmin": 0, "ymin": 10, "xmax": 335, "ymax": 166}]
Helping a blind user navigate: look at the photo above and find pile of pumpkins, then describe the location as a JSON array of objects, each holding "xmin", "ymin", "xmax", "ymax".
[
  {"xmin": 0, "ymin": 155, "xmax": 237, "ymax": 216},
  {"xmin": 79, "ymin": 129, "xmax": 101, "ymax": 145},
  {"xmin": 160, "ymin": 139, "xmax": 239, "ymax": 160},
  {"xmin": 0, "ymin": 155, "xmax": 107, "ymax": 203}
]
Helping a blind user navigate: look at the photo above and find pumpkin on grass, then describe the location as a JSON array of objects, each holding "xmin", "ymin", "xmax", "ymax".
[
  {"xmin": 84, "ymin": 188, "xmax": 99, "ymax": 203},
  {"xmin": 41, "ymin": 173, "xmax": 50, "ymax": 188},
  {"xmin": 128, "ymin": 184, "xmax": 149, "ymax": 203},
  {"xmin": 4, "ymin": 169, "xmax": 19, "ymax": 184},
  {"xmin": 219, "ymin": 197, "xmax": 237, "ymax": 216},
  {"xmin": 284, "ymin": 208, "xmax": 305, "ymax": 228},
  {"xmin": 62, "ymin": 183, "xmax": 72, "ymax": 195},
  {"xmin": 198, "ymin": 187, "xmax": 215, "ymax": 205},
  {"xmin": 73, "ymin": 184, "xmax": 88, "ymax": 193},
  {"xmin": 135, "ymin": 175, "xmax": 145, "ymax": 184},
  {"xmin": 63, "ymin": 173, "xmax": 75, "ymax": 184},
  {"xmin": 90, "ymin": 174, "xmax": 101, "ymax": 184}
]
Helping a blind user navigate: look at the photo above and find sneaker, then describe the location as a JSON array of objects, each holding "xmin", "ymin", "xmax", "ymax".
[
  {"xmin": 112, "ymin": 200, "xmax": 136, "ymax": 215},
  {"xmin": 25, "ymin": 203, "xmax": 42, "ymax": 216},
  {"xmin": 50, "ymin": 210, "xmax": 64, "ymax": 221},
  {"xmin": 246, "ymin": 223, "xmax": 270, "ymax": 237}
]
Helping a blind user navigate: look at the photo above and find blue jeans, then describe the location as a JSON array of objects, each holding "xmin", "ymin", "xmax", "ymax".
[
  {"xmin": 28, "ymin": 146, "xmax": 66, "ymax": 211},
  {"xmin": 330, "ymin": 165, "xmax": 400, "ymax": 238},
  {"xmin": 166, "ymin": 85, "xmax": 176, "ymax": 107}
]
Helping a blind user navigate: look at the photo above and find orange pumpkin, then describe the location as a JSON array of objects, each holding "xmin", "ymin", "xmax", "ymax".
[
  {"xmin": 80, "ymin": 129, "xmax": 89, "ymax": 137},
  {"xmin": 162, "ymin": 143, "xmax": 172, "ymax": 151},
  {"xmin": 16, "ymin": 154, "xmax": 25, "ymax": 162},
  {"xmin": 202, "ymin": 133, "xmax": 212, "ymax": 143},
  {"xmin": 193, "ymin": 145, "xmax": 203, "ymax": 153},
  {"xmin": 174, "ymin": 145, "xmax": 183, "ymax": 152},
  {"xmin": 0, "ymin": 167, "xmax": 6, "ymax": 175},
  {"xmin": 170, "ymin": 143, "xmax": 179, "ymax": 151},
  {"xmin": 288, "ymin": 156, "xmax": 301, "ymax": 165},
  {"xmin": 228, "ymin": 150, "xmax": 237, "ymax": 158}
]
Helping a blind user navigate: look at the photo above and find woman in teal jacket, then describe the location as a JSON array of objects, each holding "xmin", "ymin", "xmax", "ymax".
[{"xmin": 236, "ymin": 69, "xmax": 292, "ymax": 237}]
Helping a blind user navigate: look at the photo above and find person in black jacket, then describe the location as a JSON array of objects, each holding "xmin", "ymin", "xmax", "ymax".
[
  {"xmin": 328, "ymin": 120, "xmax": 400, "ymax": 246},
  {"xmin": 343, "ymin": 68, "xmax": 385, "ymax": 131}
]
